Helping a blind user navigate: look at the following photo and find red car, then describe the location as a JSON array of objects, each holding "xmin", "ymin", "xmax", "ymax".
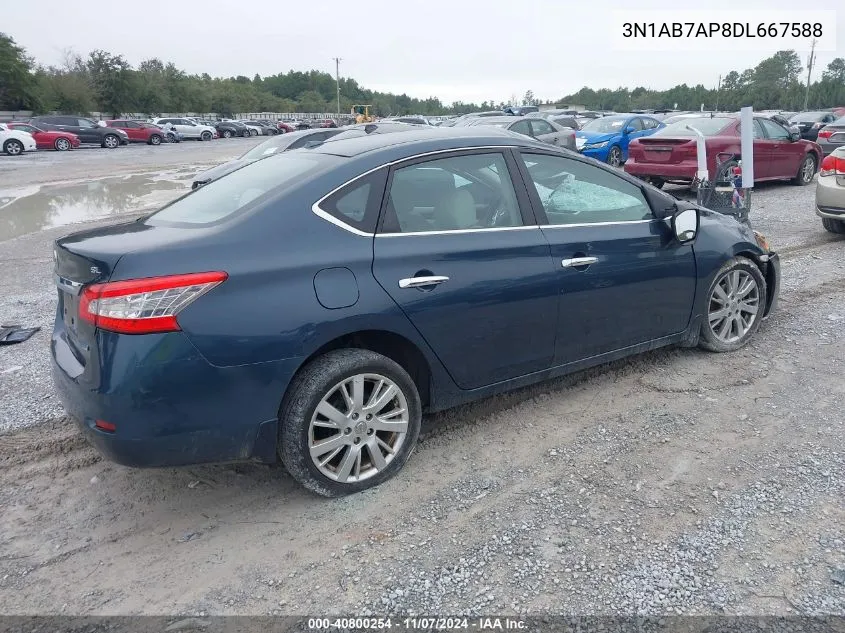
[
  {"xmin": 625, "ymin": 115, "xmax": 822, "ymax": 187},
  {"xmin": 318, "ymin": 118, "xmax": 338, "ymax": 128},
  {"xmin": 106, "ymin": 120, "xmax": 167, "ymax": 145},
  {"xmin": 5, "ymin": 122, "xmax": 80, "ymax": 151},
  {"xmin": 277, "ymin": 121, "xmax": 295, "ymax": 133}
]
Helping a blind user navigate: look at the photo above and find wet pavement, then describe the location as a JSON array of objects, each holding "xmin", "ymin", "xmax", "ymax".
[{"xmin": 0, "ymin": 171, "xmax": 194, "ymax": 242}]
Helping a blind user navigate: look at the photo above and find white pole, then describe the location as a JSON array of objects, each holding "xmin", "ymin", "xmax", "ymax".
[
  {"xmin": 740, "ymin": 106, "xmax": 754, "ymax": 188},
  {"xmin": 686, "ymin": 125, "xmax": 709, "ymax": 183}
]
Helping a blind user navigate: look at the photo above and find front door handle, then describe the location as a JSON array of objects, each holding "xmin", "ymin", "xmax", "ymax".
[
  {"xmin": 562, "ymin": 257, "xmax": 598, "ymax": 268},
  {"xmin": 398, "ymin": 275, "xmax": 449, "ymax": 289}
]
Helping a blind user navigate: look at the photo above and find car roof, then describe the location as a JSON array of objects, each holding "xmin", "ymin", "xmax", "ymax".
[
  {"xmin": 308, "ymin": 126, "xmax": 540, "ymax": 159},
  {"xmin": 468, "ymin": 116, "xmax": 520, "ymax": 124}
]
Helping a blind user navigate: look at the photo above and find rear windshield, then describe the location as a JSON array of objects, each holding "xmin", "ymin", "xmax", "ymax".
[
  {"xmin": 146, "ymin": 153, "xmax": 333, "ymax": 226},
  {"xmin": 655, "ymin": 118, "xmax": 733, "ymax": 136}
]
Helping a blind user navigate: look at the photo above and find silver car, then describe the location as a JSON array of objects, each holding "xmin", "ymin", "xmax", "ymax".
[
  {"xmin": 466, "ymin": 116, "xmax": 577, "ymax": 151},
  {"xmin": 816, "ymin": 146, "xmax": 845, "ymax": 234}
]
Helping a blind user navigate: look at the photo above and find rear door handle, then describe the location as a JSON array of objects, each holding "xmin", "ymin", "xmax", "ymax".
[
  {"xmin": 562, "ymin": 257, "xmax": 598, "ymax": 268},
  {"xmin": 398, "ymin": 275, "xmax": 449, "ymax": 289}
]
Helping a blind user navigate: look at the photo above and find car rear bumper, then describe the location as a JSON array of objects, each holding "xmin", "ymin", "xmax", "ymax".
[
  {"xmin": 763, "ymin": 251, "xmax": 780, "ymax": 318},
  {"xmin": 624, "ymin": 159, "xmax": 697, "ymax": 181},
  {"xmin": 818, "ymin": 140, "xmax": 845, "ymax": 155},
  {"xmin": 51, "ymin": 325, "xmax": 303, "ymax": 467},
  {"xmin": 815, "ymin": 174, "xmax": 845, "ymax": 218}
]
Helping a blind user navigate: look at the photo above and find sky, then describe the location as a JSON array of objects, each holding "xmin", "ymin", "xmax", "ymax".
[{"xmin": 4, "ymin": 0, "xmax": 843, "ymax": 106}]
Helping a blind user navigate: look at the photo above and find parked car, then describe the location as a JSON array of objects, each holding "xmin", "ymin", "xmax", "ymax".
[
  {"xmin": 238, "ymin": 121, "xmax": 264, "ymax": 136},
  {"xmin": 317, "ymin": 119, "xmax": 339, "ymax": 128},
  {"xmin": 284, "ymin": 119, "xmax": 311, "ymax": 130},
  {"xmin": 788, "ymin": 111, "xmax": 839, "ymax": 142},
  {"xmin": 51, "ymin": 126, "xmax": 780, "ymax": 496},
  {"xmin": 448, "ymin": 111, "xmax": 507, "ymax": 127},
  {"xmin": 106, "ymin": 120, "xmax": 167, "ymax": 145},
  {"xmin": 575, "ymin": 114, "xmax": 665, "ymax": 167},
  {"xmin": 276, "ymin": 121, "xmax": 295, "ymax": 133},
  {"xmin": 151, "ymin": 118, "xmax": 217, "ymax": 141},
  {"xmin": 241, "ymin": 120, "xmax": 277, "ymax": 135},
  {"xmin": 756, "ymin": 112, "xmax": 792, "ymax": 128},
  {"xmin": 527, "ymin": 112, "xmax": 581, "ymax": 130},
  {"xmin": 0, "ymin": 124, "xmax": 37, "ymax": 155},
  {"xmin": 214, "ymin": 121, "xmax": 249, "ymax": 138},
  {"xmin": 5, "ymin": 122, "xmax": 80, "ymax": 151},
  {"xmin": 624, "ymin": 115, "xmax": 821, "ymax": 188},
  {"xmin": 385, "ymin": 117, "xmax": 428, "ymax": 126},
  {"xmin": 28, "ymin": 116, "xmax": 128, "ymax": 148},
  {"xmin": 816, "ymin": 116, "xmax": 845, "ymax": 155},
  {"xmin": 467, "ymin": 116, "xmax": 576, "ymax": 150},
  {"xmin": 503, "ymin": 105, "xmax": 539, "ymax": 116},
  {"xmin": 192, "ymin": 128, "xmax": 344, "ymax": 189},
  {"xmin": 816, "ymin": 147, "xmax": 845, "ymax": 234}
]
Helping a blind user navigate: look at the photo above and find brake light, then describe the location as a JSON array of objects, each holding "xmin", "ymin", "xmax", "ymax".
[
  {"xmin": 819, "ymin": 154, "xmax": 845, "ymax": 177},
  {"xmin": 817, "ymin": 129, "xmax": 833, "ymax": 140},
  {"xmin": 79, "ymin": 272, "xmax": 227, "ymax": 334}
]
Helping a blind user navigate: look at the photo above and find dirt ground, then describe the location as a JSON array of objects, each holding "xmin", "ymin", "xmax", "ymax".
[{"xmin": 0, "ymin": 143, "xmax": 843, "ymax": 618}]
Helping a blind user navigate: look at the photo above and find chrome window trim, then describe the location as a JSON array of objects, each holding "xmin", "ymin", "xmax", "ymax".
[
  {"xmin": 377, "ymin": 226, "xmax": 539, "ymax": 238},
  {"xmin": 310, "ymin": 145, "xmax": 520, "ymax": 236},
  {"xmin": 541, "ymin": 219, "xmax": 655, "ymax": 229}
]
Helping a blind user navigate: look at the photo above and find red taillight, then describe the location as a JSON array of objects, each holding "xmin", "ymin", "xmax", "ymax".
[
  {"xmin": 79, "ymin": 271, "xmax": 227, "ymax": 335},
  {"xmin": 95, "ymin": 420, "xmax": 117, "ymax": 432},
  {"xmin": 817, "ymin": 129, "xmax": 833, "ymax": 140},
  {"xmin": 819, "ymin": 154, "xmax": 845, "ymax": 177}
]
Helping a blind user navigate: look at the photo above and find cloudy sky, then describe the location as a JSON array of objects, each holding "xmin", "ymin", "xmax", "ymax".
[{"xmin": 5, "ymin": 0, "xmax": 843, "ymax": 105}]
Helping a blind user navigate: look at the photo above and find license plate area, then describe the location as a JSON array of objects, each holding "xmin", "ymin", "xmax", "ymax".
[{"xmin": 61, "ymin": 290, "xmax": 80, "ymax": 337}]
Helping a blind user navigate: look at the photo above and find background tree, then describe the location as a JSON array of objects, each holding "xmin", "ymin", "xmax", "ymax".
[{"xmin": 0, "ymin": 33, "xmax": 41, "ymax": 111}]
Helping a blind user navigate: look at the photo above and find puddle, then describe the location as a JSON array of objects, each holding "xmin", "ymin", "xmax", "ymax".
[{"xmin": 0, "ymin": 174, "xmax": 190, "ymax": 242}]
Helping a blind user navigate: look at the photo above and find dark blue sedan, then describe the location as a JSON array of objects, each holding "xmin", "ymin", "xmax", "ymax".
[{"xmin": 51, "ymin": 126, "xmax": 780, "ymax": 496}]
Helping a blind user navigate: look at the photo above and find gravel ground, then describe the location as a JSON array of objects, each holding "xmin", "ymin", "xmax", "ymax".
[{"xmin": 0, "ymin": 149, "xmax": 843, "ymax": 618}]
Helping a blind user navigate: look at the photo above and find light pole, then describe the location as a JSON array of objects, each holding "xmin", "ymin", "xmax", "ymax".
[{"xmin": 333, "ymin": 57, "xmax": 342, "ymax": 115}]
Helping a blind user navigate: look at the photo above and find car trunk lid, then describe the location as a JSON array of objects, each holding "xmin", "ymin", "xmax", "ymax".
[{"xmin": 634, "ymin": 136, "xmax": 696, "ymax": 163}]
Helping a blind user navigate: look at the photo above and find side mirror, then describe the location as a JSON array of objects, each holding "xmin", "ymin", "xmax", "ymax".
[
  {"xmin": 624, "ymin": 126, "xmax": 635, "ymax": 135},
  {"xmin": 788, "ymin": 125, "xmax": 801, "ymax": 141},
  {"xmin": 672, "ymin": 207, "xmax": 699, "ymax": 244}
]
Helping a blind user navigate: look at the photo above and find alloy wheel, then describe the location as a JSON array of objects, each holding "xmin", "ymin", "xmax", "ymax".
[
  {"xmin": 5, "ymin": 140, "xmax": 22, "ymax": 156},
  {"xmin": 55, "ymin": 138, "xmax": 70, "ymax": 151},
  {"xmin": 308, "ymin": 373, "xmax": 410, "ymax": 484},
  {"xmin": 801, "ymin": 156, "xmax": 815, "ymax": 183},
  {"xmin": 708, "ymin": 270, "xmax": 760, "ymax": 344},
  {"xmin": 608, "ymin": 146, "xmax": 622, "ymax": 167},
  {"xmin": 104, "ymin": 135, "xmax": 118, "ymax": 148}
]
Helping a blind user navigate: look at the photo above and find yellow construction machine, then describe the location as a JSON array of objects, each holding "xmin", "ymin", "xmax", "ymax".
[{"xmin": 352, "ymin": 105, "xmax": 375, "ymax": 123}]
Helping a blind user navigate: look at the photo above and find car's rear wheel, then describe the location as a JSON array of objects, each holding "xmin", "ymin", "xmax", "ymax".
[
  {"xmin": 102, "ymin": 134, "xmax": 119, "ymax": 149},
  {"xmin": 3, "ymin": 139, "xmax": 24, "ymax": 156},
  {"xmin": 201, "ymin": 131, "xmax": 212, "ymax": 141},
  {"xmin": 699, "ymin": 257, "xmax": 767, "ymax": 353},
  {"xmin": 149, "ymin": 134, "xmax": 162, "ymax": 145},
  {"xmin": 793, "ymin": 154, "xmax": 816, "ymax": 185},
  {"xmin": 54, "ymin": 137, "xmax": 71, "ymax": 151},
  {"xmin": 279, "ymin": 349, "xmax": 422, "ymax": 497},
  {"xmin": 822, "ymin": 217, "xmax": 845, "ymax": 234},
  {"xmin": 607, "ymin": 145, "xmax": 623, "ymax": 167}
]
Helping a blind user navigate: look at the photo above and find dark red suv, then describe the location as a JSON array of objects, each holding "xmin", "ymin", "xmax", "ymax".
[{"xmin": 106, "ymin": 120, "xmax": 167, "ymax": 145}]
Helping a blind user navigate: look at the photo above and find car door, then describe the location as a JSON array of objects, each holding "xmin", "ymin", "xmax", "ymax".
[
  {"xmin": 515, "ymin": 151, "xmax": 696, "ymax": 365},
  {"xmin": 619, "ymin": 117, "xmax": 646, "ymax": 158},
  {"xmin": 759, "ymin": 118, "xmax": 800, "ymax": 179},
  {"xmin": 174, "ymin": 119, "xmax": 197, "ymax": 138},
  {"xmin": 74, "ymin": 118, "xmax": 102, "ymax": 143},
  {"xmin": 528, "ymin": 119, "xmax": 561, "ymax": 146},
  {"xmin": 372, "ymin": 149, "xmax": 559, "ymax": 390}
]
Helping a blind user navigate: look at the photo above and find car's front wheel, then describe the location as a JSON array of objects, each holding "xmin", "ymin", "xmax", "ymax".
[
  {"xmin": 201, "ymin": 131, "xmax": 212, "ymax": 141},
  {"xmin": 279, "ymin": 349, "xmax": 422, "ymax": 497},
  {"xmin": 699, "ymin": 257, "xmax": 767, "ymax": 353},
  {"xmin": 149, "ymin": 134, "xmax": 162, "ymax": 145},
  {"xmin": 54, "ymin": 137, "xmax": 71, "ymax": 151},
  {"xmin": 102, "ymin": 134, "xmax": 119, "ymax": 149},
  {"xmin": 793, "ymin": 154, "xmax": 816, "ymax": 185},
  {"xmin": 822, "ymin": 217, "xmax": 845, "ymax": 234},
  {"xmin": 607, "ymin": 145, "xmax": 623, "ymax": 167}
]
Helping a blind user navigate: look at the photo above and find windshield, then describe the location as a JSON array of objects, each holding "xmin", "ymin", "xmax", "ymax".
[
  {"xmin": 146, "ymin": 153, "xmax": 333, "ymax": 226},
  {"xmin": 581, "ymin": 117, "xmax": 628, "ymax": 133},
  {"xmin": 472, "ymin": 121, "xmax": 510, "ymax": 128},
  {"xmin": 240, "ymin": 136, "xmax": 297, "ymax": 160},
  {"xmin": 790, "ymin": 111, "xmax": 829, "ymax": 122},
  {"xmin": 655, "ymin": 118, "xmax": 733, "ymax": 136}
]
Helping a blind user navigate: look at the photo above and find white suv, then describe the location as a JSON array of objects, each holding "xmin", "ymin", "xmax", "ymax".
[{"xmin": 151, "ymin": 118, "xmax": 216, "ymax": 141}]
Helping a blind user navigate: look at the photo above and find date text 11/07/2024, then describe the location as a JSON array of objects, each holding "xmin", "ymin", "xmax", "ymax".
[
  {"xmin": 622, "ymin": 22, "xmax": 822, "ymax": 38},
  {"xmin": 307, "ymin": 617, "xmax": 527, "ymax": 630}
]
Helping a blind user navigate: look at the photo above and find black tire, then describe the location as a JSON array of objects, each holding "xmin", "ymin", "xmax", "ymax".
[
  {"xmin": 699, "ymin": 256, "xmax": 767, "ymax": 353},
  {"xmin": 606, "ymin": 145, "xmax": 623, "ymax": 167},
  {"xmin": 222, "ymin": 129, "xmax": 233, "ymax": 138},
  {"xmin": 249, "ymin": 129, "xmax": 258, "ymax": 137},
  {"xmin": 279, "ymin": 349, "xmax": 422, "ymax": 497},
  {"xmin": 149, "ymin": 134, "xmax": 162, "ymax": 146},
  {"xmin": 822, "ymin": 217, "xmax": 845, "ymax": 234},
  {"xmin": 792, "ymin": 153, "xmax": 816, "ymax": 185},
  {"xmin": 102, "ymin": 134, "xmax": 119, "ymax": 149},
  {"xmin": 54, "ymin": 137, "xmax": 71, "ymax": 151},
  {"xmin": 3, "ymin": 139, "xmax": 24, "ymax": 156},
  {"xmin": 201, "ymin": 131, "xmax": 212, "ymax": 141},
  {"xmin": 167, "ymin": 133, "xmax": 177, "ymax": 143},
  {"xmin": 643, "ymin": 176, "xmax": 665, "ymax": 189}
]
